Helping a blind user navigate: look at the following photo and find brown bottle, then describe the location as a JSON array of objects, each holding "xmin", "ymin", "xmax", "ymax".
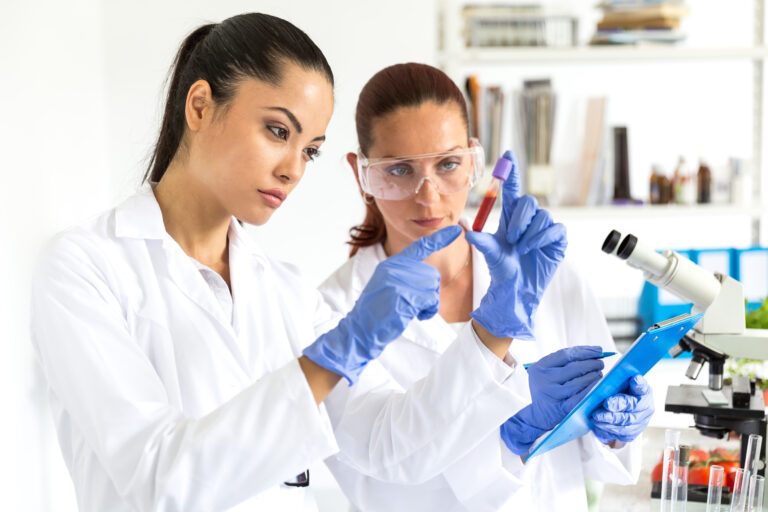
[
  {"xmin": 697, "ymin": 160, "xmax": 712, "ymax": 204},
  {"xmin": 658, "ymin": 173, "xmax": 672, "ymax": 204}
]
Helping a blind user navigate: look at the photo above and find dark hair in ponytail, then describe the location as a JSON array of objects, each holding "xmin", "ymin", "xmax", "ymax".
[{"xmin": 144, "ymin": 13, "xmax": 334, "ymax": 183}]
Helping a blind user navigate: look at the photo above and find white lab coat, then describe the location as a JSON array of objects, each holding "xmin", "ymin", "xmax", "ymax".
[
  {"xmin": 30, "ymin": 188, "xmax": 340, "ymax": 512},
  {"xmin": 319, "ymin": 223, "xmax": 642, "ymax": 512}
]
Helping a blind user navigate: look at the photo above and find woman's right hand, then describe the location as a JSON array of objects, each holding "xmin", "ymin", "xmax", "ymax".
[
  {"xmin": 466, "ymin": 153, "xmax": 567, "ymax": 340},
  {"xmin": 303, "ymin": 225, "xmax": 462, "ymax": 385},
  {"xmin": 500, "ymin": 346, "xmax": 604, "ymax": 455}
]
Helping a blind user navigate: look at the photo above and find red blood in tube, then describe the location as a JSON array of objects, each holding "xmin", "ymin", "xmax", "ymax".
[{"xmin": 472, "ymin": 190, "xmax": 498, "ymax": 232}]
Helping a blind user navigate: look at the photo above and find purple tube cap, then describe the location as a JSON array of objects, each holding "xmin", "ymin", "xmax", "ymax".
[{"xmin": 492, "ymin": 150, "xmax": 516, "ymax": 181}]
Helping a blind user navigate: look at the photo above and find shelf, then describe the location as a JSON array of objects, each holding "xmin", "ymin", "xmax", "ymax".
[
  {"xmin": 438, "ymin": 46, "xmax": 768, "ymax": 65},
  {"xmin": 465, "ymin": 203, "xmax": 763, "ymax": 222},
  {"xmin": 551, "ymin": 204, "xmax": 762, "ymax": 221}
]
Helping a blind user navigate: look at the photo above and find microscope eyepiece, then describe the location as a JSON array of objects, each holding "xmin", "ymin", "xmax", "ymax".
[
  {"xmin": 617, "ymin": 234, "xmax": 638, "ymax": 261},
  {"xmin": 601, "ymin": 230, "xmax": 622, "ymax": 254},
  {"xmin": 602, "ymin": 229, "xmax": 721, "ymax": 312}
]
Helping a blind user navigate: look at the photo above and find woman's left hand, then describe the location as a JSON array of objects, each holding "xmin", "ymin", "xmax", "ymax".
[
  {"xmin": 591, "ymin": 375, "xmax": 655, "ymax": 444},
  {"xmin": 466, "ymin": 152, "xmax": 567, "ymax": 340}
]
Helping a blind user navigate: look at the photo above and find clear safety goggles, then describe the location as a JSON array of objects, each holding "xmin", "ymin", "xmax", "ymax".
[{"xmin": 357, "ymin": 143, "xmax": 485, "ymax": 200}]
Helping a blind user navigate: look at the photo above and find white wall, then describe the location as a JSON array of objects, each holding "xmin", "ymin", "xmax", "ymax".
[{"xmin": 2, "ymin": 1, "xmax": 111, "ymax": 509}]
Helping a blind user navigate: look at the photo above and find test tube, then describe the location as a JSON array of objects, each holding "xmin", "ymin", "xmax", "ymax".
[
  {"xmin": 734, "ymin": 435, "xmax": 764, "ymax": 512},
  {"xmin": 747, "ymin": 475, "xmax": 765, "ymax": 512},
  {"xmin": 471, "ymin": 150, "xmax": 515, "ymax": 232},
  {"xmin": 706, "ymin": 465, "xmax": 724, "ymax": 512},
  {"xmin": 675, "ymin": 444, "xmax": 691, "ymax": 512},
  {"xmin": 661, "ymin": 429, "xmax": 681, "ymax": 512},
  {"xmin": 732, "ymin": 469, "xmax": 748, "ymax": 512}
]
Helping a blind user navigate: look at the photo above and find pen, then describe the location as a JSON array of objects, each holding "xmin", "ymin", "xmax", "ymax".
[{"xmin": 523, "ymin": 352, "xmax": 616, "ymax": 370}]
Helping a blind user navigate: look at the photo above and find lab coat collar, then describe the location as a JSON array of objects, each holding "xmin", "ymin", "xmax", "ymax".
[
  {"xmin": 113, "ymin": 185, "xmax": 270, "ymax": 267},
  {"xmin": 114, "ymin": 186, "xmax": 168, "ymax": 241}
]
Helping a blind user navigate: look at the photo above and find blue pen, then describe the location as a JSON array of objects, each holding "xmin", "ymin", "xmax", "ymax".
[{"xmin": 523, "ymin": 351, "xmax": 616, "ymax": 370}]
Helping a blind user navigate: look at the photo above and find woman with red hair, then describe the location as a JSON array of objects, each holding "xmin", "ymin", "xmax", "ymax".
[{"xmin": 320, "ymin": 63, "xmax": 651, "ymax": 511}]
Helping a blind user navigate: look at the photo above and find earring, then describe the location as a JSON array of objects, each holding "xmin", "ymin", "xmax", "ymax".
[{"xmin": 363, "ymin": 194, "xmax": 375, "ymax": 205}]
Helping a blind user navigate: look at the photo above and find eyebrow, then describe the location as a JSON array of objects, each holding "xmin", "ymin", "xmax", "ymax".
[
  {"xmin": 380, "ymin": 145, "xmax": 464, "ymax": 160},
  {"xmin": 265, "ymin": 106, "xmax": 325, "ymax": 142}
]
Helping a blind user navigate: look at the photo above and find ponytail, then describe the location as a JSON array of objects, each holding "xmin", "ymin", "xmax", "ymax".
[{"xmin": 144, "ymin": 24, "xmax": 214, "ymax": 183}]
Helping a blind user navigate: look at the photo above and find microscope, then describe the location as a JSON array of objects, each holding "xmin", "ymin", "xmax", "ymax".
[{"xmin": 602, "ymin": 229, "xmax": 768, "ymax": 475}]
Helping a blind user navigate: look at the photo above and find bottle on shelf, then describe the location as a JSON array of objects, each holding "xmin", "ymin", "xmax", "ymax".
[
  {"xmin": 658, "ymin": 168, "xmax": 672, "ymax": 204},
  {"xmin": 697, "ymin": 159, "xmax": 712, "ymax": 204},
  {"xmin": 671, "ymin": 156, "xmax": 687, "ymax": 205},
  {"xmin": 681, "ymin": 174, "xmax": 696, "ymax": 205},
  {"xmin": 729, "ymin": 157, "xmax": 753, "ymax": 207},
  {"xmin": 649, "ymin": 164, "xmax": 661, "ymax": 204}
]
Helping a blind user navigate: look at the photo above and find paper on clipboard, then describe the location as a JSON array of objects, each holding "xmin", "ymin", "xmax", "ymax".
[{"xmin": 526, "ymin": 312, "xmax": 704, "ymax": 460}]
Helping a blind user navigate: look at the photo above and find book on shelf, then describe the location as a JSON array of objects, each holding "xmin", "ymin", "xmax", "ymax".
[
  {"xmin": 462, "ymin": 4, "xmax": 578, "ymax": 48},
  {"xmin": 597, "ymin": 17, "xmax": 680, "ymax": 31},
  {"xmin": 465, "ymin": 75, "xmax": 505, "ymax": 165},
  {"xmin": 592, "ymin": 1, "xmax": 689, "ymax": 45},
  {"xmin": 519, "ymin": 79, "xmax": 556, "ymax": 200},
  {"xmin": 520, "ymin": 79, "xmax": 555, "ymax": 166},
  {"xmin": 591, "ymin": 30, "xmax": 686, "ymax": 45},
  {"xmin": 579, "ymin": 97, "xmax": 608, "ymax": 206},
  {"xmin": 598, "ymin": 4, "xmax": 689, "ymax": 21}
]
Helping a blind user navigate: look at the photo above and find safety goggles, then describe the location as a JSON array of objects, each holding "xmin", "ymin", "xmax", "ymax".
[{"xmin": 357, "ymin": 144, "xmax": 485, "ymax": 200}]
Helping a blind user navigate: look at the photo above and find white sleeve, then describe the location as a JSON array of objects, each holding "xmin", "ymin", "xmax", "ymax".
[
  {"xmin": 439, "ymin": 422, "xmax": 526, "ymax": 510},
  {"xmin": 440, "ymin": 339, "xmax": 528, "ymax": 508},
  {"xmin": 30, "ymin": 238, "xmax": 338, "ymax": 511},
  {"xmin": 580, "ymin": 432, "xmax": 642, "ymax": 484},
  {"xmin": 325, "ymin": 322, "xmax": 529, "ymax": 486},
  {"xmin": 326, "ymin": 323, "xmax": 526, "ymax": 490}
]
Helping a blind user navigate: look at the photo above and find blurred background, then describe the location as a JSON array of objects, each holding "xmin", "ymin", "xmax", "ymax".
[{"xmin": 3, "ymin": 0, "xmax": 768, "ymax": 510}]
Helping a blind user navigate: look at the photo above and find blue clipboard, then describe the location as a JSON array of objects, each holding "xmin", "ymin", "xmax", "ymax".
[{"xmin": 526, "ymin": 312, "xmax": 703, "ymax": 459}]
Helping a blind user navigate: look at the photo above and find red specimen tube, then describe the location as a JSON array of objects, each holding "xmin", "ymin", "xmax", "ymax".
[{"xmin": 472, "ymin": 150, "xmax": 516, "ymax": 232}]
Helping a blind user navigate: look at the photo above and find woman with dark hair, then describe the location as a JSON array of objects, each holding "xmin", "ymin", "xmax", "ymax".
[
  {"xmin": 29, "ymin": 15, "xmax": 463, "ymax": 511},
  {"xmin": 319, "ymin": 63, "xmax": 653, "ymax": 511}
]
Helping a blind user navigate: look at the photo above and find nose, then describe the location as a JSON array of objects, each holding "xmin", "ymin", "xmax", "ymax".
[
  {"xmin": 413, "ymin": 177, "xmax": 441, "ymax": 205},
  {"xmin": 274, "ymin": 150, "xmax": 305, "ymax": 184}
]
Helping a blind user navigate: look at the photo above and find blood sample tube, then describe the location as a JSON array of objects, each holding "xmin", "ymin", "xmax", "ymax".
[{"xmin": 472, "ymin": 150, "xmax": 516, "ymax": 232}]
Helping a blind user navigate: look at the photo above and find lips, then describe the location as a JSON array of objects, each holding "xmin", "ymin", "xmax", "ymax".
[
  {"xmin": 258, "ymin": 188, "xmax": 287, "ymax": 208},
  {"xmin": 412, "ymin": 217, "xmax": 444, "ymax": 228}
]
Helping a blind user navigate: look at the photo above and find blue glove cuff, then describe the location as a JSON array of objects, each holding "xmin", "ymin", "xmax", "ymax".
[
  {"xmin": 500, "ymin": 408, "xmax": 548, "ymax": 456},
  {"xmin": 302, "ymin": 320, "xmax": 366, "ymax": 386},
  {"xmin": 470, "ymin": 308, "xmax": 535, "ymax": 340}
]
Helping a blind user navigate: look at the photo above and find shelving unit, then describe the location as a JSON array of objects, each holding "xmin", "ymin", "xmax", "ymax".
[
  {"xmin": 439, "ymin": 45, "xmax": 768, "ymax": 65},
  {"xmin": 439, "ymin": 0, "xmax": 768, "ymax": 245}
]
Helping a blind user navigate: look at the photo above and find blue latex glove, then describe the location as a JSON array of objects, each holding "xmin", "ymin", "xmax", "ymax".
[
  {"xmin": 466, "ymin": 152, "xmax": 567, "ymax": 339},
  {"xmin": 500, "ymin": 345, "xmax": 604, "ymax": 455},
  {"xmin": 591, "ymin": 375, "xmax": 654, "ymax": 444},
  {"xmin": 303, "ymin": 225, "xmax": 462, "ymax": 385}
]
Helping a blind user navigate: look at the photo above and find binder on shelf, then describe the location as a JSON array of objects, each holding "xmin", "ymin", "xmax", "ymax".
[
  {"xmin": 578, "ymin": 97, "xmax": 608, "ymax": 205},
  {"xmin": 527, "ymin": 312, "xmax": 703, "ymax": 459},
  {"xmin": 465, "ymin": 75, "xmax": 506, "ymax": 166}
]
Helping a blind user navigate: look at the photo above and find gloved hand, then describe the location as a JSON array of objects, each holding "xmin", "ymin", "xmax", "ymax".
[
  {"xmin": 466, "ymin": 152, "xmax": 567, "ymax": 339},
  {"xmin": 591, "ymin": 374, "xmax": 654, "ymax": 444},
  {"xmin": 500, "ymin": 346, "xmax": 604, "ymax": 455},
  {"xmin": 303, "ymin": 225, "xmax": 462, "ymax": 385}
]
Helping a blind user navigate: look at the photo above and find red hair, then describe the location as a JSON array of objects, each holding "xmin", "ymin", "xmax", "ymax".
[{"xmin": 348, "ymin": 62, "xmax": 470, "ymax": 256}]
